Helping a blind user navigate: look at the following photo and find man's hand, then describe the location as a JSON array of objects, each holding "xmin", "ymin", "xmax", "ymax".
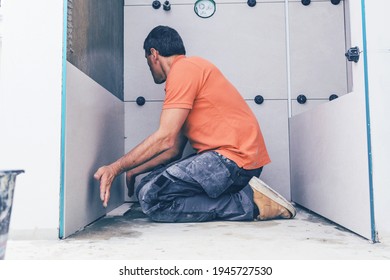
[
  {"xmin": 126, "ymin": 171, "xmax": 136, "ymax": 198},
  {"xmin": 94, "ymin": 163, "xmax": 121, "ymax": 207}
]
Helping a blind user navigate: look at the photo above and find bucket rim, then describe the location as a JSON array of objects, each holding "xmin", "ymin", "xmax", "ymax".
[{"xmin": 0, "ymin": 170, "xmax": 25, "ymax": 175}]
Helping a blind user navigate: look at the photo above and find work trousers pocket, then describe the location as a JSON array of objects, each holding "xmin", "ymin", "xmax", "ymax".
[{"xmin": 166, "ymin": 151, "xmax": 237, "ymax": 199}]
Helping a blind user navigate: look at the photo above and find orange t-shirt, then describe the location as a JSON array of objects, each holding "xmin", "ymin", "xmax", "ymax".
[{"xmin": 163, "ymin": 55, "xmax": 270, "ymax": 170}]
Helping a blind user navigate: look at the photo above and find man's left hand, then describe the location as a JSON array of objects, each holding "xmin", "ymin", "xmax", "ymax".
[{"xmin": 94, "ymin": 163, "xmax": 120, "ymax": 207}]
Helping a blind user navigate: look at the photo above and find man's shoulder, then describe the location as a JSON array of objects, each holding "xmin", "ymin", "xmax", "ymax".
[
  {"xmin": 175, "ymin": 56, "xmax": 215, "ymax": 72},
  {"xmin": 179, "ymin": 56, "xmax": 212, "ymax": 65}
]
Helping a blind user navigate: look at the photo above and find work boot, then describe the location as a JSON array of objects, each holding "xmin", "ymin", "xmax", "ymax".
[{"xmin": 249, "ymin": 177, "xmax": 296, "ymax": 221}]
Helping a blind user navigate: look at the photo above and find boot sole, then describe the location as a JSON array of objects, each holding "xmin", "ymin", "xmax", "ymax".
[{"xmin": 249, "ymin": 177, "xmax": 296, "ymax": 218}]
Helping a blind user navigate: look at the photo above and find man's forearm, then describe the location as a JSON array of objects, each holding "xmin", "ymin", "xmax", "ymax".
[
  {"xmin": 111, "ymin": 130, "xmax": 187, "ymax": 177},
  {"xmin": 109, "ymin": 131, "xmax": 173, "ymax": 176},
  {"xmin": 125, "ymin": 148, "xmax": 182, "ymax": 178}
]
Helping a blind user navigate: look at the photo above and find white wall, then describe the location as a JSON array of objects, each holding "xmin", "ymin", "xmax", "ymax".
[
  {"xmin": 365, "ymin": 0, "xmax": 390, "ymax": 240},
  {"xmin": 0, "ymin": 0, "xmax": 64, "ymax": 238},
  {"xmin": 0, "ymin": 6, "xmax": 3, "ymax": 77}
]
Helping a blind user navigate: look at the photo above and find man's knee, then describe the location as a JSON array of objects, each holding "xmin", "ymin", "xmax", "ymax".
[
  {"xmin": 136, "ymin": 166, "xmax": 169, "ymax": 198},
  {"xmin": 137, "ymin": 173, "xmax": 173, "ymax": 204}
]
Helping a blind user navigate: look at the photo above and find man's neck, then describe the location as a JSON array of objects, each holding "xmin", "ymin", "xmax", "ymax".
[{"xmin": 159, "ymin": 54, "xmax": 182, "ymax": 77}]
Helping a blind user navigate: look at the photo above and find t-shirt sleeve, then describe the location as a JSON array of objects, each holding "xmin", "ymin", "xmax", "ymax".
[{"xmin": 163, "ymin": 61, "xmax": 201, "ymax": 110}]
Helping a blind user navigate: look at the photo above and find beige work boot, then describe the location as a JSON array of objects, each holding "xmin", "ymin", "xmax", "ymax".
[{"xmin": 249, "ymin": 177, "xmax": 296, "ymax": 221}]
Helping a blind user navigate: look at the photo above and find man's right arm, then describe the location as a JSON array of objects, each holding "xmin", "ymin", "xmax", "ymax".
[
  {"xmin": 94, "ymin": 108, "xmax": 190, "ymax": 207},
  {"xmin": 125, "ymin": 132, "xmax": 188, "ymax": 196}
]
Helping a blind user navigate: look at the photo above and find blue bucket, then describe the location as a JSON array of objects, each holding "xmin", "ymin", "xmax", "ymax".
[{"xmin": 0, "ymin": 170, "xmax": 24, "ymax": 260}]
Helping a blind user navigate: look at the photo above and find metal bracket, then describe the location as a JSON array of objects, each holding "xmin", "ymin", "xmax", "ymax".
[{"xmin": 345, "ymin": 46, "xmax": 360, "ymax": 63}]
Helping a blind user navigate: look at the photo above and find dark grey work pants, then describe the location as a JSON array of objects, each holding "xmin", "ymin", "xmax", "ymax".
[{"xmin": 136, "ymin": 151, "xmax": 262, "ymax": 222}]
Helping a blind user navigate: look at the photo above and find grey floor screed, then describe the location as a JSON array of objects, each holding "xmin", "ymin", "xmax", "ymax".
[{"xmin": 5, "ymin": 204, "xmax": 390, "ymax": 260}]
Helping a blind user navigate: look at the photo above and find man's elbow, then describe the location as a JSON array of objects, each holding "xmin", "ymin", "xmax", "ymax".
[
  {"xmin": 162, "ymin": 137, "xmax": 184, "ymax": 161},
  {"xmin": 157, "ymin": 130, "xmax": 184, "ymax": 159},
  {"xmin": 170, "ymin": 147, "xmax": 183, "ymax": 162},
  {"xmin": 161, "ymin": 135, "xmax": 176, "ymax": 152}
]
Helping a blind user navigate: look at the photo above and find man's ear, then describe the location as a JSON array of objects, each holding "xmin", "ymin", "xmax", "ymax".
[{"xmin": 150, "ymin": 48, "xmax": 159, "ymax": 61}]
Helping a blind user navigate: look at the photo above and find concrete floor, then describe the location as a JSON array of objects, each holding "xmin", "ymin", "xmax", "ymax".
[{"xmin": 4, "ymin": 203, "xmax": 390, "ymax": 260}]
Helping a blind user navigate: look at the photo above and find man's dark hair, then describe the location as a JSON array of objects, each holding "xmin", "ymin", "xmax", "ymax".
[{"xmin": 143, "ymin": 25, "xmax": 186, "ymax": 57}]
